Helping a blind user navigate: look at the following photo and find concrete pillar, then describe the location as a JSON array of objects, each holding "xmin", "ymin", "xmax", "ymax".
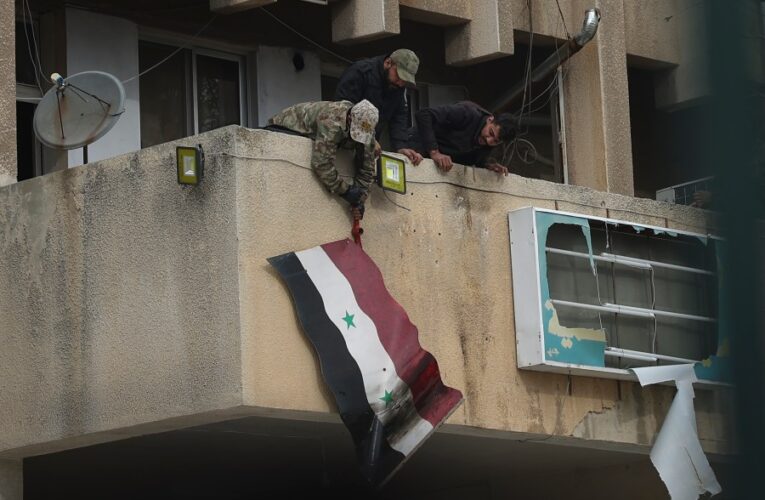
[
  {"xmin": 399, "ymin": 0, "xmax": 471, "ymax": 26},
  {"xmin": 0, "ymin": 0, "xmax": 17, "ymax": 186},
  {"xmin": 0, "ymin": 460, "xmax": 22, "ymax": 500},
  {"xmin": 331, "ymin": 0, "xmax": 400, "ymax": 44},
  {"xmin": 210, "ymin": 0, "xmax": 276, "ymax": 14},
  {"xmin": 445, "ymin": 0, "xmax": 514, "ymax": 66},
  {"xmin": 562, "ymin": 0, "xmax": 634, "ymax": 195}
]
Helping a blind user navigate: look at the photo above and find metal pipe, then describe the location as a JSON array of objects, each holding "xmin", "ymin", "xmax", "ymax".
[
  {"xmin": 605, "ymin": 347, "xmax": 698, "ymax": 365},
  {"xmin": 491, "ymin": 8, "xmax": 601, "ymax": 113},
  {"xmin": 550, "ymin": 299, "xmax": 717, "ymax": 323},
  {"xmin": 545, "ymin": 247, "xmax": 715, "ymax": 276}
]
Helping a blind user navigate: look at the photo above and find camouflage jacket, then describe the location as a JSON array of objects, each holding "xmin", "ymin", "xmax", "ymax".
[{"xmin": 268, "ymin": 100, "xmax": 376, "ymax": 195}]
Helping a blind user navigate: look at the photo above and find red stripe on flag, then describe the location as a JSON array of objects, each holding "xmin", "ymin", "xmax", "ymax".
[{"xmin": 321, "ymin": 240, "xmax": 463, "ymax": 427}]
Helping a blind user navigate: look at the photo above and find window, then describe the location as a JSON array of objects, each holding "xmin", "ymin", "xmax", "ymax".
[
  {"xmin": 509, "ymin": 207, "xmax": 729, "ymax": 386},
  {"xmin": 15, "ymin": 20, "xmax": 45, "ymax": 180},
  {"xmin": 139, "ymin": 41, "xmax": 246, "ymax": 148}
]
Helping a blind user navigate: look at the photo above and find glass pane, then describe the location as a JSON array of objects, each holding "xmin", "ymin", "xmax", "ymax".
[
  {"xmin": 139, "ymin": 41, "xmax": 190, "ymax": 148},
  {"xmin": 196, "ymin": 54, "xmax": 241, "ymax": 133},
  {"xmin": 16, "ymin": 22, "xmax": 39, "ymax": 86}
]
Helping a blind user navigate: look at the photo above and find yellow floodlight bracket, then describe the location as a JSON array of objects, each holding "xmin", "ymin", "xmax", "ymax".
[
  {"xmin": 377, "ymin": 152, "xmax": 407, "ymax": 194},
  {"xmin": 177, "ymin": 144, "xmax": 204, "ymax": 185}
]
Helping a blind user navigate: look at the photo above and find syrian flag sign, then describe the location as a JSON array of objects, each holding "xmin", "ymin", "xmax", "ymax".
[{"xmin": 268, "ymin": 239, "xmax": 463, "ymax": 486}]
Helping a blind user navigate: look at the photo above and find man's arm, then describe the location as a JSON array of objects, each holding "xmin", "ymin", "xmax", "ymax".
[
  {"xmin": 354, "ymin": 140, "xmax": 377, "ymax": 191},
  {"xmin": 334, "ymin": 63, "xmax": 365, "ymax": 103},
  {"xmin": 415, "ymin": 104, "xmax": 470, "ymax": 172},
  {"xmin": 311, "ymin": 123, "xmax": 348, "ymax": 194}
]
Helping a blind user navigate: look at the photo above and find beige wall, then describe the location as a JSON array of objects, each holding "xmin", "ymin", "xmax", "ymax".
[
  {"xmin": 0, "ymin": 0, "xmax": 16, "ymax": 186},
  {"xmin": 0, "ymin": 127, "xmax": 732, "ymax": 462}
]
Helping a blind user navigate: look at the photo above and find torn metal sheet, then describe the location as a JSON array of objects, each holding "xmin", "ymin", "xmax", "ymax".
[
  {"xmin": 631, "ymin": 364, "xmax": 722, "ymax": 499},
  {"xmin": 536, "ymin": 212, "xmax": 606, "ymax": 367}
]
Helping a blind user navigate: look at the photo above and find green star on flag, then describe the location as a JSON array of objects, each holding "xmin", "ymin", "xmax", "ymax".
[
  {"xmin": 342, "ymin": 311, "xmax": 356, "ymax": 329},
  {"xmin": 380, "ymin": 390, "xmax": 394, "ymax": 407}
]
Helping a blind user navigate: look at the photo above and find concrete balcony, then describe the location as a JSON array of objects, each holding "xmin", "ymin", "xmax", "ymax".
[{"xmin": 0, "ymin": 126, "xmax": 732, "ymax": 496}]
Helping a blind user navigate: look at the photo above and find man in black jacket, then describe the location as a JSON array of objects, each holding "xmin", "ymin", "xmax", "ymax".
[
  {"xmin": 335, "ymin": 49, "xmax": 422, "ymax": 164},
  {"xmin": 404, "ymin": 101, "xmax": 515, "ymax": 175}
]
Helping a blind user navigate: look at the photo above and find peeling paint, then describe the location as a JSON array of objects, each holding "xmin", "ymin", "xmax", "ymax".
[
  {"xmin": 695, "ymin": 240, "xmax": 732, "ymax": 382},
  {"xmin": 536, "ymin": 212, "xmax": 606, "ymax": 366}
]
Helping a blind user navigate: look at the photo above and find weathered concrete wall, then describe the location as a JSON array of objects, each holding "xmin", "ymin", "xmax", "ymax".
[
  {"xmin": 232, "ymin": 129, "xmax": 729, "ymax": 455},
  {"xmin": 0, "ymin": 0, "xmax": 16, "ymax": 186},
  {"xmin": 0, "ymin": 130, "xmax": 244, "ymax": 457},
  {"xmin": 331, "ymin": 0, "xmax": 400, "ymax": 44},
  {"xmin": 0, "ymin": 127, "xmax": 732, "ymax": 462}
]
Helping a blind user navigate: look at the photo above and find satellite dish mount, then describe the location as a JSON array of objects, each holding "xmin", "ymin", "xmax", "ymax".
[{"xmin": 34, "ymin": 71, "xmax": 126, "ymax": 164}]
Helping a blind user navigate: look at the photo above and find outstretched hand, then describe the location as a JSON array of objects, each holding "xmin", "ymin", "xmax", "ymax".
[
  {"xmin": 397, "ymin": 148, "xmax": 424, "ymax": 166},
  {"xmin": 485, "ymin": 162, "xmax": 509, "ymax": 176},
  {"xmin": 430, "ymin": 151, "xmax": 453, "ymax": 172}
]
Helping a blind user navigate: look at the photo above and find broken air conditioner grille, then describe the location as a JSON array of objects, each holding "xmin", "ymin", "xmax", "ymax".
[{"xmin": 508, "ymin": 207, "xmax": 729, "ymax": 386}]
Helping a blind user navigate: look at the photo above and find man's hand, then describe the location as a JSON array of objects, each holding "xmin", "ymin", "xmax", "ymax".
[
  {"xmin": 340, "ymin": 184, "xmax": 368, "ymax": 206},
  {"xmin": 485, "ymin": 162, "xmax": 509, "ymax": 176},
  {"xmin": 350, "ymin": 203, "xmax": 365, "ymax": 221},
  {"xmin": 374, "ymin": 140, "xmax": 382, "ymax": 158},
  {"xmin": 430, "ymin": 150, "xmax": 453, "ymax": 172},
  {"xmin": 397, "ymin": 148, "xmax": 423, "ymax": 166}
]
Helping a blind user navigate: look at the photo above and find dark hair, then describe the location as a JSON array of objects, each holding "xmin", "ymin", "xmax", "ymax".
[{"xmin": 495, "ymin": 113, "xmax": 516, "ymax": 142}]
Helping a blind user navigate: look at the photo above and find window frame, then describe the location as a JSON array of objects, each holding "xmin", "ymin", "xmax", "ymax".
[{"xmin": 137, "ymin": 29, "xmax": 251, "ymax": 140}]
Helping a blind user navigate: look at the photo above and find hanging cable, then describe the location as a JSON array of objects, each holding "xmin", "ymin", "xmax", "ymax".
[
  {"xmin": 259, "ymin": 7, "xmax": 353, "ymax": 65},
  {"xmin": 20, "ymin": 0, "xmax": 44, "ymax": 94},
  {"xmin": 554, "ymin": 0, "xmax": 571, "ymax": 40},
  {"xmin": 122, "ymin": 15, "xmax": 219, "ymax": 84}
]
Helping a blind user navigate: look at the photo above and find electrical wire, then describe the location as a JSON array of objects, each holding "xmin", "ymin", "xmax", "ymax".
[
  {"xmin": 121, "ymin": 15, "xmax": 219, "ymax": 84},
  {"xmin": 259, "ymin": 6, "xmax": 353, "ymax": 65},
  {"xmin": 554, "ymin": 0, "xmax": 570, "ymax": 40},
  {"xmin": 383, "ymin": 190, "xmax": 411, "ymax": 212},
  {"xmin": 208, "ymin": 150, "xmax": 708, "ymax": 227},
  {"xmin": 20, "ymin": 0, "xmax": 44, "ymax": 94}
]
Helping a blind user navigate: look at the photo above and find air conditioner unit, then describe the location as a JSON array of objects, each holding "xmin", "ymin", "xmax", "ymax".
[
  {"xmin": 656, "ymin": 176, "xmax": 714, "ymax": 205},
  {"xmin": 508, "ymin": 207, "xmax": 730, "ymax": 387}
]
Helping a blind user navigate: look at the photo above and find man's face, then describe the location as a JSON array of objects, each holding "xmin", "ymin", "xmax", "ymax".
[
  {"xmin": 478, "ymin": 117, "xmax": 502, "ymax": 146},
  {"xmin": 384, "ymin": 58, "xmax": 406, "ymax": 88}
]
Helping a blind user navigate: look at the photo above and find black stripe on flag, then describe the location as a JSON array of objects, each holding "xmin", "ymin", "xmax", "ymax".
[{"xmin": 268, "ymin": 252, "xmax": 406, "ymax": 485}]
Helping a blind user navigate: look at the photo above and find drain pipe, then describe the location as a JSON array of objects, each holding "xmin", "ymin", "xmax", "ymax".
[{"xmin": 490, "ymin": 8, "xmax": 601, "ymax": 113}]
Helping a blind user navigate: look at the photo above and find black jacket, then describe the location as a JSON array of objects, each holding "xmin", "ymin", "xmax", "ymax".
[
  {"xmin": 334, "ymin": 55, "xmax": 409, "ymax": 150},
  {"xmin": 406, "ymin": 102, "xmax": 493, "ymax": 167}
]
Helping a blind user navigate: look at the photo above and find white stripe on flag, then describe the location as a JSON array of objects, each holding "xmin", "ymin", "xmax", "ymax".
[{"xmin": 296, "ymin": 246, "xmax": 433, "ymax": 456}]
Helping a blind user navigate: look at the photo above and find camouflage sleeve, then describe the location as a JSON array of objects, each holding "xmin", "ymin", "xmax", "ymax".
[
  {"xmin": 312, "ymin": 121, "xmax": 349, "ymax": 194},
  {"xmin": 354, "ymin": 140, "xmax": 377, "ymax": 191}
]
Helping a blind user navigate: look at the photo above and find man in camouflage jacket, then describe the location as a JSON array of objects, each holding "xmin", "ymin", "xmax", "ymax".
[{"xmin": 268, "ymin": 99, "xmax": 379, "ymax": 218}]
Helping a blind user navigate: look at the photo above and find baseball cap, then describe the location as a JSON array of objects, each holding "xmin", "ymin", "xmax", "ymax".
[
  {"xmin": 349, "ymin": 99, "xmax": 379, "ymax": 145},
  {"xmin": 390, "ymin": 49, "xmax": 419, "ymax": 86}
]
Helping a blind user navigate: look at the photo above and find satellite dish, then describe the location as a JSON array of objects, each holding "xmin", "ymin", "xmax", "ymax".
[{"xmin": 33, "ymin": 71, "xmax": 126, "ymax": 152}]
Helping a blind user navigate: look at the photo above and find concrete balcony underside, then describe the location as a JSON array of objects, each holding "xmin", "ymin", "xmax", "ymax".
[{"xmin": 0, "ymin": 127, "xmax": 732, "ymax": 468}]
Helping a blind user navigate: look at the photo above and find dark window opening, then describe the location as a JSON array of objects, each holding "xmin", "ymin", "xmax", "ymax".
[
  {"xmin": 15, "ymin": 21, "xmax": 40, "ymax": 87},
  {"xmin": 139, "ymin": 42, "xmax": 192, "ymax": 148},
  {"xmin": 16, "ymin": 102, "xmax": 38, "ymax": 182},
  {"xmin": 138, "ymin": 41, "xmax": 243, "ymax": 148},
  {"xmin": 628, "ymin": 67, "xmax": 713, "ymax": 202},
  {"xmin": 461, "ymin": 42, "xmax": 563, "ymax": 183},
  {"xmin": 196, "ymin": 55, "xmax": 241, "ymax": 133}
]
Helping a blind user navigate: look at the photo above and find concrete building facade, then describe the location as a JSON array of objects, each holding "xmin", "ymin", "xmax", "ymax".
[{"xmin": 1, "ymin": 1, "xmax": 732, "ymax": 498}]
